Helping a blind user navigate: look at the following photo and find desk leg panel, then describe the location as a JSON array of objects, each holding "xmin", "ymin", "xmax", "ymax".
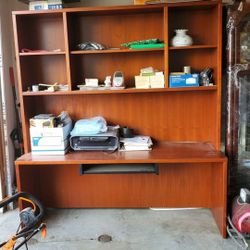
[{"xmin": 210, "ymin": 160, "xmax": 228, "ymax": 238}]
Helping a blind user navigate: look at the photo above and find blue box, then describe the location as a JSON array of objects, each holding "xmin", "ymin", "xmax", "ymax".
[{"xmin": 169, "ymin": 73, "xmax": 200, "ymax": 88}]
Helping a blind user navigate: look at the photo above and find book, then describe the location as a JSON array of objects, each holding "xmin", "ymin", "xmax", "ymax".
[
  {"xmin": 120, "ymin": 135, "xmax": 153, "ymax": 151},
  {"xmin": 120, "ymin": 136, "xmax": 153, "ymax": 146},
  {"xmin": 120, "ymin": 145, "xmax": 152, "ymax": 151}
]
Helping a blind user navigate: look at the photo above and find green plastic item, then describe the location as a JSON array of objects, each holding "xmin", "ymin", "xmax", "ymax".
[
  {"xmin": 129, "ymin": 43, "xmax": 165, "ymax": 49},
  {"xmin": 121, "ymin": 38, "xmax": 160, "ymax": 47}
]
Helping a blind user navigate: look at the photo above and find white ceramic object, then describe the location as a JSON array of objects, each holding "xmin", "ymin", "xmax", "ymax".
[{"xmin": 171, "ymin": 29, "xmax": 193, "ymax": 47}]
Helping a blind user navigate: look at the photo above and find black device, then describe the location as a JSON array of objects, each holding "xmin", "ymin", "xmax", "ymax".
[{"xmin": 70, "ymin": 129, "xmax": 119, "ymax": 151}]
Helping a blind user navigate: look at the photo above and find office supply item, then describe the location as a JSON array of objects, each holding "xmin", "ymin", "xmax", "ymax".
[
  {"xmin": 38, "ymin": 83, "xmax": 60, "ymax": 92},
  {"xmin": 26, "ymin": 0, "xmax": 63, "ymax": 10},
  {"xmin": 135, "ymin": 76, "xmax": 150, "ymax": 88},
  {"xmin": 169, "ymin": 73, "xmax": 199, "ymax": 88},
  {"xmin": 70, "ymin": 127, "xmax": 119, "ymax": 151},
  {"xmin": 30, "ymin": 114, "xmax": 55, "ymax": 128},
  {"xmin": 120, "ymin": 135, "xmax": 153, "ymax": 151},
  {"xmin": 30, "ymin": 120, "xmax": 72, "ymax": 155},
  {"xmin": 85, "ymin": 78, "xmax": 99, "ymax": 87}
]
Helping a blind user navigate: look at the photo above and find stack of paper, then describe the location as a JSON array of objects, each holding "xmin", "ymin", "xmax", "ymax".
[{"xmin": 120, "ymin": 136, "xmax": 153, "ymax": 151}]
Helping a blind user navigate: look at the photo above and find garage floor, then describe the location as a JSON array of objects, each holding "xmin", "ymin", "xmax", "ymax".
[{"xmin": 0, "ymin": 208, "xmax": 238, "ymax": 250}]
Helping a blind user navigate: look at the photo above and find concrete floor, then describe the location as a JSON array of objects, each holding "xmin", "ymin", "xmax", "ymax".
[{"xmin": 0, "ymin": 208, "xmax": 240, "ymax": 250}]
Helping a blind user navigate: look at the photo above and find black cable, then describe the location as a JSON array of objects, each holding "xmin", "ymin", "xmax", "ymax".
[
  {"xmin": 24, "ymin": 237, "xmax": 28, "ymax": 250},
  {"xmin": 14, "ymin": 223, "xmax": 46, "ymax": 250}
]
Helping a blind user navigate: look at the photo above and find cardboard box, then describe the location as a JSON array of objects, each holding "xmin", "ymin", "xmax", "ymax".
[
  {"xmin": 135, "ymin": 75, "xmax": 165, "ymax": 89},
  {"xmin": 135, "ymin": 76, "xmax": 150, "ymax": 89},
  {"xmin": 150, "ymin": 75, "xmax": 165, "ymax": 88},
  {"xmin": 169, "ymin": 73, "xmax": 200, "ymax": 88},
  {"xmin": 29, "ymin": 0, "xmax": 63, "ymax": 10},
  {"xmin": 30, "ymin": 121, "xmax": 72, "ymax": 155},
  {"xmin": 30, "ymin": 117, "xmax": 55, "ymax": 128}
]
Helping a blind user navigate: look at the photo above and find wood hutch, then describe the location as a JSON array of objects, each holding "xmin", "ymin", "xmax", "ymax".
[{"xmin": 12, "ymin": 1, "xmax": 227, "ymax": 237}]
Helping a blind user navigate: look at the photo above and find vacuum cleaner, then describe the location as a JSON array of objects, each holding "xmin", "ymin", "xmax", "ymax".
[
  {"xmin": 227, "ymin": 188, "xmax": 250, "ymax": 249},
  {"xmin": 0, "ymin": 192, "xmax": 46, "ymax": 250}
]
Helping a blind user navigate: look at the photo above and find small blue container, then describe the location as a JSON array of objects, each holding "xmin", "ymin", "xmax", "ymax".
[{"xmin": 169, "ymin": 73, "xmax": 200, "ymax": 88}]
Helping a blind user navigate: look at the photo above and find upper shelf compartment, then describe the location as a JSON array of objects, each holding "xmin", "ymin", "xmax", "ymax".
[
  {"xmin": 14, "ymin": 13, "xmax": 65, "ymax": 53},
  {"xmin": 66, "ymin": 7, "xmax": 164, "ymax": 52},
  {"xmin": 168, "ymin": 2, "xmax": 219, "ymax": 47}
]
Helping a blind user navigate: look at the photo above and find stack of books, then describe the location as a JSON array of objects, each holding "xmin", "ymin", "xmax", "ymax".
[
  {"xmin": 120, "ymin": 136, "xmax": 153, "ymax": 151},
  {"xmin": 28, "ymin": 0, "xmax": 63, "ymax": 10}
]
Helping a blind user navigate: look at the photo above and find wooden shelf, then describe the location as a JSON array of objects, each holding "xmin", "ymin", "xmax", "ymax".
[
  {"xmin": 169, "ymin": 45, "xmax": 217, "ymax": 50},
  {"xmin": 166, "ymin": 86, "xmax": 216, "ymax": 92},
  {"xmin": 19, "ymin": 51, "xmax": 66, "ymax": 56},
  {"xmin": 168, "ymin": 1, "xmax": 219, "ymax": 9},
  {"xmin": 13, "ymin": 2, "xmax": 226, "ymax": 238},
  {"xmin": 15, "ymin": 141, "xmax": 226, "ymax": 166},
  {"xmin": 21, "ymin": 86, "xmax": 217, "ymax": 96},
  {"xmin": 70, "ymin": 48, "xmax": 164, "ymax": 55}
]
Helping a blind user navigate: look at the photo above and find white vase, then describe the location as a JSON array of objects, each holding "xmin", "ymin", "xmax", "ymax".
[{"xmin": 171, "ymin": 29, "xmax": 193, "ymax": 47}]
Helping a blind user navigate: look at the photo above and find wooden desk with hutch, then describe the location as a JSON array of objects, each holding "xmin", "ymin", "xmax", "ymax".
[{"xmin": 13, "ymin": 1, "xmax": 227, "ymax": 237}]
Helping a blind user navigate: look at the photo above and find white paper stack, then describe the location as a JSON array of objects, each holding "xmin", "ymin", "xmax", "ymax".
[{"xmin": 120, "ymin": 136, "xmax": 153, "ymax": 151}]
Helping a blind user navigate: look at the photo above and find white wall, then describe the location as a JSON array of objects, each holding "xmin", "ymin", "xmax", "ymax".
[
  {"xmin": 0, "ymin": 0, "xmax": 27, "ymax": 199},
  {"xmin": 0, "ymin": 1, "xmax": 16, "ymax": 198}
]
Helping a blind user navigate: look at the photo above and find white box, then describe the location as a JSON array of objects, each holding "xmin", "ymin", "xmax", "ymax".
[
  {"xmin": 149, "ymin": 75, "xmax": 165, "ymax": 88},
  {"xmin": 135, "ymin": 75, "xmax": 165, "ymax": 89},
  {"xmin": 135, "ymin": 76, "xmax": 150, "ymax": 89},
  {"xmin": 29, "ymin": 0, "xmax": 63, "ymax": 10},
  {"xmin": 29, "ymin": 1, "xmax": 48, "ymax": 10},
  {"xmin": 30, "ymin": 122, "xmax": 72, "ymax": 155}
]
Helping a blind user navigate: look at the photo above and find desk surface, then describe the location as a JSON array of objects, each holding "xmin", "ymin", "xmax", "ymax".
[{"xmin": 15, "ymin": 141, "xmax": 226, "ymax": 165}]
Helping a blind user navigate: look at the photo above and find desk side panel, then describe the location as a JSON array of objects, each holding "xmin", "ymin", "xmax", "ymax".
[{"xmin": 210, "ymin": 160, "xmax": 228, "ymax": 238}]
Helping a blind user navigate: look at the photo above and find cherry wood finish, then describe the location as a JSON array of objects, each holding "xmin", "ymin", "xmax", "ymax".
[
  {"xmin": 13, "ymin": 1, "xmax": 226, "ymax": 237},
  {"xmin": 16, "ymin": 142, "xmax": 227, "ymax": 237},
  {"xmin": 20, "ymin": 55, "xmax": 67, "ymax": 91},
  {"xmin": 71, "ymin": 52, "xmax": 164, "ymax": 88},
  {"xmin": 22, "ymin": 92, "xmax": 218, "ymax": 144},
  {"xmin": 15, "ymin": 13, "xmax": 65, "ymax": 51},
  {"xmin": 16, "ymin": 142, "xmax": 225, "ymax": 165},
  {"xmin": 22, "ymin": 85, "xmax": 217, "ymax": 96},
  {"xmin": 169, "ymin": 49, "xmax": 218, "ymax": 83}
]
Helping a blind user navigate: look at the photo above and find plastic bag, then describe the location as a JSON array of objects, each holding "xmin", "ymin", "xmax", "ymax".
[{"xmin": 70, "ymin": 116, "xmax": 107, "ymax": 136}]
